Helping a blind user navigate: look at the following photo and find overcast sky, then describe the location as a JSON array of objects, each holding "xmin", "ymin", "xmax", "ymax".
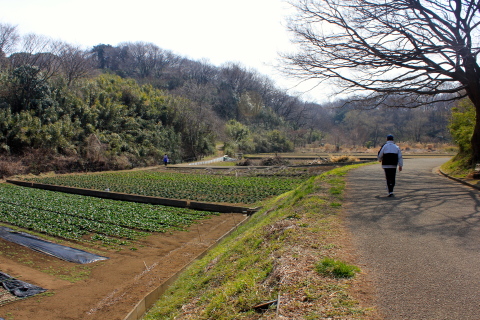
[{"xmin": 0, "ymin": 0, "xmax": 331, "ymax": 102}]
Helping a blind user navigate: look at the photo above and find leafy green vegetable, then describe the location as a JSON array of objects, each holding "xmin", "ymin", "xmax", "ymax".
[
  {"xmin": 0, "ymin": 184, "xmax": 216, "ymax": 244},
  {"xmin": 25, "ymin": 170, "xmax": 305, "ymax": 204}
]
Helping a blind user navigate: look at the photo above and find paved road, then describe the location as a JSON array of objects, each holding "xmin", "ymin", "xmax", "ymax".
[{"xmin": 345, "ymin": 158, "xmax": 480, "ymax": 320}]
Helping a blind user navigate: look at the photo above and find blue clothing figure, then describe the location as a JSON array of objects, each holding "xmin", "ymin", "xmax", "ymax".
[{"xmin": 163, "ymin": 154, "xmax": 169, "ymax": 166}]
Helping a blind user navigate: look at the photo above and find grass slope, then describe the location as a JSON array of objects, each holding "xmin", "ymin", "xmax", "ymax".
[
  {"xmin": 144, "ymin": 163, "xmax": 376, "ymax": 320},
  {"xmin": 440, "ymin": 152, "xmax": 474, "ymax": 178}
]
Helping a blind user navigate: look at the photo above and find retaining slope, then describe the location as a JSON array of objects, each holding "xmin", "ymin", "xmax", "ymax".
[{"xmin": 124, "ymin": 214, "xmax": 250, "ymax": 320}]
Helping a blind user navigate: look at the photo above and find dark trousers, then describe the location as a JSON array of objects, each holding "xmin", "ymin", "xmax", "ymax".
[{"xmin": 383, "ymin": 168, "xmax": 397, "ymax": 193}]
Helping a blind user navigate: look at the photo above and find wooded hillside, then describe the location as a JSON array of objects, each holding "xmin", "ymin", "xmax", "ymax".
[{"xmin": 0, "ymin": 23, "xmax": 453, "ymax": 176}]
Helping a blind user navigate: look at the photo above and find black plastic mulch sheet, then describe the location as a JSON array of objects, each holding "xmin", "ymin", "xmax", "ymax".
[
  {"xmin": 0, "ymin": 227, "xmax": 108, "ymax": 264},
  {"xmin": 0, "ymin": 272, "xmax": 46, "ymax": 298}
]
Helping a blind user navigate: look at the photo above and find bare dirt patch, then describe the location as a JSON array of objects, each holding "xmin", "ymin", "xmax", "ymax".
[{"xmin": 0, "ymin": 213, "xmax": 247, "ymax": 320}]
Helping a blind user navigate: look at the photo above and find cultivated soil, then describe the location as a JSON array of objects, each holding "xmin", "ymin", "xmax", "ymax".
[
  {"xmin": 0, "ymin": 151, "xmax": 457, "ymax": 320},
  {"xmin": 0, "ymin": 212, "xmax": 248, "ymax": 320}
]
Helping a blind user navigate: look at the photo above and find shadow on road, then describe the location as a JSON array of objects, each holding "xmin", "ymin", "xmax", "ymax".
[{"xmin": 345, "ymin": 158, "xmax": 480, "ymax": 319}]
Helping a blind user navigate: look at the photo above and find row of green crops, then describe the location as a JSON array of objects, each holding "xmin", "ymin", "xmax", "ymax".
[
  {"xmin": 0, "ymin": 184, "xmax": 217, "ymax": 244},
  {"xmin": 24, "ymin": 170, "xmax": 307, "ymax": 204}
]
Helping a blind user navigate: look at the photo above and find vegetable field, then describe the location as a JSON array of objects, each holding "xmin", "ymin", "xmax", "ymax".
[
  {"xmin": 24, "ymin": 170, "xmax": 307, "ymax": 204},
  {"xmin": 0, "ymin": 184, "xmax": 216, "ymax": 244}
]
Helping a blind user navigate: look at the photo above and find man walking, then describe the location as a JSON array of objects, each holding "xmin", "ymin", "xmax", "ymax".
[{"xmin": 378, "ymin": 135, "xmax": 403, "ymax": 197}]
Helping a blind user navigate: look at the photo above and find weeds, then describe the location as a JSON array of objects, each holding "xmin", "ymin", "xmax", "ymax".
[
  {"xmin": 315, "ymin": 258, "xmax": 361, "ymax": 278},
  {"xmin": 143, "ymin": 163, "xmax": 373, "ymax": 319}
]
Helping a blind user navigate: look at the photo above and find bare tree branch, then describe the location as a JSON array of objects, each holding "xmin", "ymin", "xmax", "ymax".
[
  {"xmin": 0, "ymin": 23, "xmax": 19, "ymax": 56},
  {"xmin": 283, "ymin": 0, "xmax": 480, "ymax": 163},
  {"xmin": 57, "ymin": 43, "xmax": 95, "ymax": 86}
]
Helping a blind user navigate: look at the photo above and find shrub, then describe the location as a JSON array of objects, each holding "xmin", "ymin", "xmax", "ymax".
[
  {"xmin": 253, "ymin": 130, "xmax": 294, "ymax": 153},
  {"xmin": 223, "ymin": 142, "xmax": 236, "ymax": 159},
  {"xmin": 449, "ymin": 98, "xmax": 475, "ymax": 154}
]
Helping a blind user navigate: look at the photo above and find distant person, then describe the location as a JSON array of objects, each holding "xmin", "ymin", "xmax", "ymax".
[
  {"xmin": 163, "ymin": 154, "xmax": 169, "ymax": 166},
  {"xmin": 378, "ymin": 134, "xmax": 403, "ymax": 197}
]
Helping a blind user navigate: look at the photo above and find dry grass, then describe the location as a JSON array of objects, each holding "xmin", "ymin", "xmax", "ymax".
[
  {"xmin": 330, "ymin": 155, "xmax": 360, "ymax": 163},
  {"xmin": 300, "ymin": 142, "xmax": 456, "ymax": 155},
  {"xmin": 0, "ymin": 157, "xmax": 26, "ymax": 178},
  {"xmin": 144, "ymin": 164, "xmax": 380, "ymax": 320},
  {"xmin": 0, "ymin": 287, "xmax": 19, "ymax": 306}
]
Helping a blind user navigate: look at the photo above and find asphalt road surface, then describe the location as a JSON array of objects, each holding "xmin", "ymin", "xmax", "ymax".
[{"xmin": 345, "ymin": 157, "xmax": 480, "ymax": 320}]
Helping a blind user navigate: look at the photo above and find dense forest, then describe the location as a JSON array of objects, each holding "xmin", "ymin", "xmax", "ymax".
[{"xmin": 0, "ymin": 23, "xmax": 453, "ymax": 176}]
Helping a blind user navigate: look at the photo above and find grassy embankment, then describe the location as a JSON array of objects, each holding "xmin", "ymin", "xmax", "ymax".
[
  {"xmin": 144, "ymin": 163, "xmax": 376, "ymax": 320},
  {"xmin": 440, "ymin": 152, "xmax": 476, "ymax": 178}
]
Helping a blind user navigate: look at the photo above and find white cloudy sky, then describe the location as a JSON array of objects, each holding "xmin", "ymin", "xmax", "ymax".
[{"xmin": 0, "ymin": 0, "xmax": 332, "ymax": 101}]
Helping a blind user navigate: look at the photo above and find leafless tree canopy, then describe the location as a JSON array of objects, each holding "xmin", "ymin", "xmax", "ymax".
[
  {"xmin": 285, "ymin": 0, "xmax": 480, "ymax": 163},
  {"xmin": 57, "ymin": 43, "xmax": 95, "ymax": 86},
  {"xmin": 285, "ymin": 0, "xmax": 480, "ymax": 106},
  {"xmin": 0, "ymin": 23, "xmax": 19, "ymax": 56}
]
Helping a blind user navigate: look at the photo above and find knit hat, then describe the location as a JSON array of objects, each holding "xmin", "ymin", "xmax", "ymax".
[{"xmin": 386, "ymin": 134, "xmax": 394, "ymax": 140}]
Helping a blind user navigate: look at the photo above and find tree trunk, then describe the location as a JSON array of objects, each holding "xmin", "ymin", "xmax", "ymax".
[
  {"xmin": 471, "ymin": 104, "xmax": 480, "ymax": 166},
  {"xmin": 464, "ymin": 66, "xmax": 480, "ymax": 166}
]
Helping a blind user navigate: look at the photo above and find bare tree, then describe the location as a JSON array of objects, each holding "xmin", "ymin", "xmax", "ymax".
[
  {"xmin": 57, "ymin": 43, "xmax": 95, "ymax": 86},
  {"xmin": 215, "ymin": 62, "xmax": 260, "ymax": 119},
  {"xmin": 122, "ymin": 42, "xmax": 160, "ymax": 78},
  {"xmin": 11, "ymin": 33, "xmax": 51, "ymax": 67},
  {"xmin": 182, "ymin": 58, "xmax": 218, "ymax": 85},
  {"xmin": 406, "ymin": 109, "xmax": 430, "ymax": 142},
  {"xmin": 9, "ymin": 34, "xmax": 62, "ymax": 80},
  {"xmin": 0, "ymin": 23, "xmax": 19, "ymax": 69},
  {"xmin": 91, "ymin": 43, "xmax": 128, "ymax": 70},
  {"xmin": 0, "ymin": 23, "xmax": 19, "ymax": 55},
  {"xmin": 343, "ymin": 110, "xmax": 373, "ymax": 147},
  {"xmin": 284, "ymin": 0, "xmax": 480, "ymax": 164},
  {"xmin": 118, "ymin": 42, "xmax": 179, "ymax": 79}
]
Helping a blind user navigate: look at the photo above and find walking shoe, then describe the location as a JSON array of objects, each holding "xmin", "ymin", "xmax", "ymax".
[{"xmin": 388, "ymin": 193, "xmax": 394, "ymax": 197}]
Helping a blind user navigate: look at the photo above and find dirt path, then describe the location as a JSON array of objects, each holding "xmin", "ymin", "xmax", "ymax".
[
  {"xmin": 0, "ymin": 213, "xmax": 247, "ymax": 320},
  {"xmin": 344, "ymin": 158, "xmax": 480, "ymax": 319}
]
